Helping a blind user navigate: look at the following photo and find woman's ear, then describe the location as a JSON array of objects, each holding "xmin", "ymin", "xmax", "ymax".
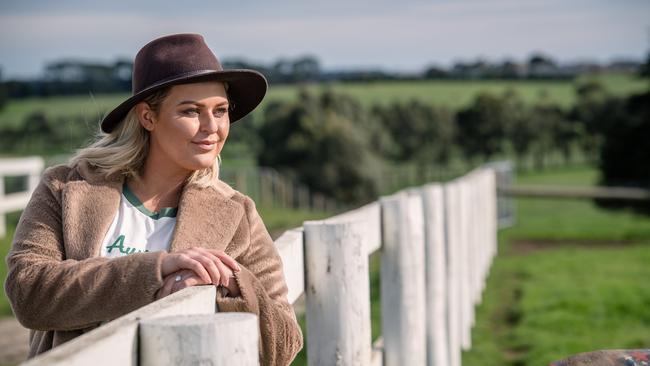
[{"xmin": 135, "ymin": 102, "xmax": 156, "ymax": 131}]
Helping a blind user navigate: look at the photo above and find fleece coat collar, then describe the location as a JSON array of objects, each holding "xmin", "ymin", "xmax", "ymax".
[{"xmin": 64, "ymin": 161, "xmax": 245, "ymax": 259}]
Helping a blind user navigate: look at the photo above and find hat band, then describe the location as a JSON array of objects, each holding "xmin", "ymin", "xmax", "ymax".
[{"xmin": 135, "ymin": 69, "xmax": 222, "ymax": 95}]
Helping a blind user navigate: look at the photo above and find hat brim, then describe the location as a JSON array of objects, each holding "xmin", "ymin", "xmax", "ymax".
[{"xmin": 100, "ymin": 69, "xmax": 267, "ymax": 133}]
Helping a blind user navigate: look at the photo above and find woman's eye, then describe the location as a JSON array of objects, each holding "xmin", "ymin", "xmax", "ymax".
[
  {"xmin": 214, "ymin": 107, "xmax": 228, "ymax": 118},
  {"xmin": 182, "ymin": 108, "xmax": 199, "ymax": 116}
]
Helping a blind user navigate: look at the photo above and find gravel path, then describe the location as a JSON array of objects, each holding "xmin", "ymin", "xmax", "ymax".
[{"xmin": 0, "ymin": 317, "xmax": 29, "ymax": 366}]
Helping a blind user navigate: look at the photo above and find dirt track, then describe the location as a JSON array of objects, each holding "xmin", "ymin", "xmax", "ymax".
[{"xmin": 0, "ymin": 317, "xmax": 29, "ymax": 366}]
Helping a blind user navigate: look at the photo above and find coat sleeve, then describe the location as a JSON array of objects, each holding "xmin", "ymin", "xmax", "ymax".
[
  {"xmin": 4, "ymin": 167, "xmax": 166, "ymax": 332},
  {"xmin": 215, "ymin": 197, "xmax": 303, "ymax": 366}
]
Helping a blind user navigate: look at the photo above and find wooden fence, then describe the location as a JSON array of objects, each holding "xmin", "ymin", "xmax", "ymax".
[
  {"xmin": 220, "ymin": 167, "xmax": 342, "ymax": 212},
  {"xmin": 0, "ymin": 157, "xmax": 44, "ymax": 238},
  {"xmin": 12, "ymin": 162, "xmax": 499, "ymax": 366}
]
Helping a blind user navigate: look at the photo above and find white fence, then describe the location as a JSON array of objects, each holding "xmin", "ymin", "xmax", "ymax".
[
  {"xmin": 0, "ymin": 157, "xmax": 44, "ymax": 238},
  {"xmin": 7, "ymin": 160, "xmax": 498, "ymax": 366}
]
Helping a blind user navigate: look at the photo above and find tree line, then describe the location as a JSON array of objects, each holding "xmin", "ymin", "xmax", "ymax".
[
  {"xmin": 3, "ymin": 80, "xmax": 646, "ymax": 207},
  {"xmin": 1, "ymin": 54, "xmax": 648, "ymax": 210},
  {"xmin": 1, "ymin": 52, "xmax": 644, "ymax": 99}
]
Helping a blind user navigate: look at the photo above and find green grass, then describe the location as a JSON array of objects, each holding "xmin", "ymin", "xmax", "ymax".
[
  {"xmin": 516, "ymin": 165, "xmax": 600, "ymax": 186},
  {"xmin": 1, "ymin": 73, "xmax": 646, "ymax": 128},
  {"xmin": 258, "ymin": 206, "xmax": 330, "ymax": 239},
  {"xmin": 0, "ymin": 212, "xmax": 21, "ymax": 316},
  {"xmin": 463, "ymin": 166, "xmax": 650, "ymax": 366},
  {"xmin": 289, "ymin": 73, "xmax": 647, "ymax": 109},
  {"xmin": 287, "ymin": 165, "xmax": 650, "ymax": 366}
]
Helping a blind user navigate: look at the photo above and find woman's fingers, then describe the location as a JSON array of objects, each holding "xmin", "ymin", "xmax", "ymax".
[
  {"xmin": 192, "ymin": 248, "xmax": 238, "ymax": 286},
  {"xmin": 187, "ymin": 250, "xmax": 222, "ymax": 286},
  {"xmin": 157, "ymin": 273, "xmax": 177, "ymax": 300},
  {"xmin": 160, "ymin": 249, "xmax": 240, "ymax": 288},
  {"xmin": 207, "ymin": 249, "xmax": 241, "ymax": 272},
  {"xmin": 170, "ymin": 270, "xmax": 207, "ymax": 294},
  {"xmin": 157, "ymin": 269, "xmax": 207, "ymax": 299},
  {"xmin": 174, "ymin": 254, "xmax": 212, "ymax": 283},
  {"xmin": 161, "ymin": 253, "xmax": 211, "ymax": 283},
  {"xmin": 213, "ymin": 257, "xmax": 233, "ymax": 287}
]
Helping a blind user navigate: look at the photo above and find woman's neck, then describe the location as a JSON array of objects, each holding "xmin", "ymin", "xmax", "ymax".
[{"xmin": 126, "ymin": 161, "xmax": 190, "ymax": 213}]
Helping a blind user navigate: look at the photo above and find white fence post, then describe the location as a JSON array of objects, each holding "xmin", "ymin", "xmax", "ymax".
[
  {"xmin": 444, "ymin": 182, "xmax": 462, "ymax": 366},
  {"xmin": 458, "ymin": 179, "xmax": 472, "ymax": 351},
  {"xmin": 380, "ymin": 192, "xmax": 427, "ymax": 366},
  {"xmin": 0, "ymin": 157, "xmax": 44, "ymax": 238},
  {"xmin": 304, "ymin": 219, "xmax": 372, "ymax": 366},
  {"xmin": 486, "ymin": 168, "xmax": 499, "ymax": 274},
  {"xmin": 419, "ymin": 184, "xmax": 449, "ymax": 366},
  {"xmin": 140, "ymin": 313, "xmax": 259, "ymax": 366}
]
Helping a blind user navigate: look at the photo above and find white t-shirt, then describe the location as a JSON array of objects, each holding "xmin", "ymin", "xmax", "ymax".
[{"xmin": 100, "ymin": 184, "xmax": 177, "ymax": 258}]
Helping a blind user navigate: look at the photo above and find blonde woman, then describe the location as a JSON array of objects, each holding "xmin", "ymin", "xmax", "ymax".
[{"xmin": 4, "ymin": 33, "xmax": 302, "ymax": 366}]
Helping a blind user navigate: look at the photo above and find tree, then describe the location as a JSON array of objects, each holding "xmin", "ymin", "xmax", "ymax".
[
  {"xmin": 371, "ymin": 100, "xmax": 455, "ymax": 166},
  {"xmin": 257, "ymin": 89, "xmax": 380, "ymax": 203},
  {"xmin": 569, "ymin": 81, "xmax": 612, "ymax": 162},
  {"xmin": 456, "ymin": 92, "xmax": 511, "ymax": 162},
  {"xmin": 639, "ymin": 52, "xmax": 650, "ymax": 79},
  {"xmin": 291, "ymin": 56, "xmax": 320, "ymax": 82}
]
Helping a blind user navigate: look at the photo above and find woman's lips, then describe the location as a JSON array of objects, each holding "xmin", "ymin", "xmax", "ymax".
[{"xmin": 192, "ymin": 141, "xmax": 218, "ymax": 151}]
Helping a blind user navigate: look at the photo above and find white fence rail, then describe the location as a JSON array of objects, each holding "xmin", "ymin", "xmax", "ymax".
[
  {"xmin": 0, "ymin": 157, "xmax": 44, "ymax": 237},
  {"xmin": 4, "ymin": 158, "xmax": 500, "ymax": 366}
]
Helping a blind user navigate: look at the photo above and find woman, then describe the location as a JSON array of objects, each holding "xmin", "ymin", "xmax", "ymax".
[{"xmin": 4, "ymin": 33, "xmax": 302, "ymax": 365}]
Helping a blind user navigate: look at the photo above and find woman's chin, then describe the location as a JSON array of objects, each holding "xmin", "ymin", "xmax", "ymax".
[{"xmin": 182, "ymin": 156, "xmax": 218, "ymax": 171}]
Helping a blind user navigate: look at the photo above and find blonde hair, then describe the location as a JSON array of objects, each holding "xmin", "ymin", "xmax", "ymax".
[{"xmin": 70, "ymin": 86, "xmax": 221, "ymax": 187}]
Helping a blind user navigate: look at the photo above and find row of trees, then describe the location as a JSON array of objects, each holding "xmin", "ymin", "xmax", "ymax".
[
  {"xmin": 233, "ymin": 78, "xmax": 647, "ymax": 204},
  {"xmin": 3, "ymin": 52, "xmax": 645, "ymax": 98},
  {"xmin": 1, "ymin": 80, "xmax": 645, "ymax": 204},
  {"xmin": 0, "ymin": 81, "xmax": 645, "ymax": 205}
]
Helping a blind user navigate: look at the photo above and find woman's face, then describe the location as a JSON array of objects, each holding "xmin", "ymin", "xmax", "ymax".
[{"xmin": 140, "ymin": 81, "xmax": 230, "ymax": 175}]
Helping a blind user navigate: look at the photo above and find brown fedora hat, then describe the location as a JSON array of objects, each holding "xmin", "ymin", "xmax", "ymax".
[{"xmin": 100, "ymin": 33, "xmax": 267, "ymax": 133}]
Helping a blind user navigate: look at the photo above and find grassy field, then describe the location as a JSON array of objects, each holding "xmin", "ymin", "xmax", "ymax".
[
  {"xmin": 1, "ymin": 73, "xmax": 646, "ymax": 129},
  {"xmin": 292, "ymin": 164, "xmax": 650, "ymax": 366},
  {"xmin": 463, "ymin": 166, "xmax": 650, "ymax": 366}
]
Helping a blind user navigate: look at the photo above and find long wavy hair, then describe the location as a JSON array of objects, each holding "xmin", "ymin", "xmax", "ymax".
[{"xmin": 70, "ymin": 84, "xmax": 223, "ymax": 187}]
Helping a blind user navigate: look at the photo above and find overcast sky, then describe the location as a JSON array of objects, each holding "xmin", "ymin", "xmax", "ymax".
[{"xmin": 1, "ymin": 0, "xmax": 649, "ymax": 78}]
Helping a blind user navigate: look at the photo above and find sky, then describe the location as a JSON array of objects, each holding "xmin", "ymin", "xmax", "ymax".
[{"xmin": 1, "ymin": 0, "xmax": 649, "ymax": 78}]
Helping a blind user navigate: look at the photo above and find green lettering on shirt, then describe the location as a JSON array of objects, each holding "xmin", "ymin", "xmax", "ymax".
[
  {"xmin": 106, "ymin": 235, "xmax": 126, "ymax": 254},
  {"xmin": 106, "ymin": 235, "xmax": 151, "ymax": 255}
]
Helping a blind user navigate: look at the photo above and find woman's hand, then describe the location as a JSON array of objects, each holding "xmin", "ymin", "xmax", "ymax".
[
  {"xmin": 156, "ymin": 269, "xmax": 209, "ymax": 300},
  {"xmin": 157, "ymin": 248, "xmax": 242, "ymax": 299},
  {"xmin": 161, "ymin": 248, "xmax": 240, "ymax": 285}
]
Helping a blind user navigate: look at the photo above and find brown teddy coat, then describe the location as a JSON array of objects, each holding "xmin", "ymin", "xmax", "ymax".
[{"xmin": 4, "ymin": 162, "xmax": 303, "ymax": 365}]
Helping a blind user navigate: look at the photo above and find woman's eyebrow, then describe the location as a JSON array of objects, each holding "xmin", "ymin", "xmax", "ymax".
[{"xmin": 177, "ymin": 100, "xmax": 229, "ymax": 107}]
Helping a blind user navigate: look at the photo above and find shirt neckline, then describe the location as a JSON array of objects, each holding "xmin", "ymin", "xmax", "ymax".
[{"xmin": 122, "ymin": 183, "xmax": 178, "ymax": 220}]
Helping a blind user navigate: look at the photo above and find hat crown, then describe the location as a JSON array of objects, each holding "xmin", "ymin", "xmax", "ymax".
[
  {"xmin": 101, "ymin": 33, "xmax": 267, "ymax": 133},
  {"xmin": 132, "ymin": 33, "xmax": 223, "ymax": 94}
]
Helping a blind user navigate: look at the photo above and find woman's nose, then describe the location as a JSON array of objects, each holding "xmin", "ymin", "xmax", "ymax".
[{"xmin": 200, "ymin": 113, "xmax": 220, "ymax": 134}]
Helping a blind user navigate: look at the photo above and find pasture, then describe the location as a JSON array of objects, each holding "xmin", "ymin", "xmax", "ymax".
[
  {"xmin": 0, "ymin": 73, "xmax": 646, "ymax": 129},
  {"xmin": 463, "ymin": 166, "xmax": 650, "ymax": 366}
]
